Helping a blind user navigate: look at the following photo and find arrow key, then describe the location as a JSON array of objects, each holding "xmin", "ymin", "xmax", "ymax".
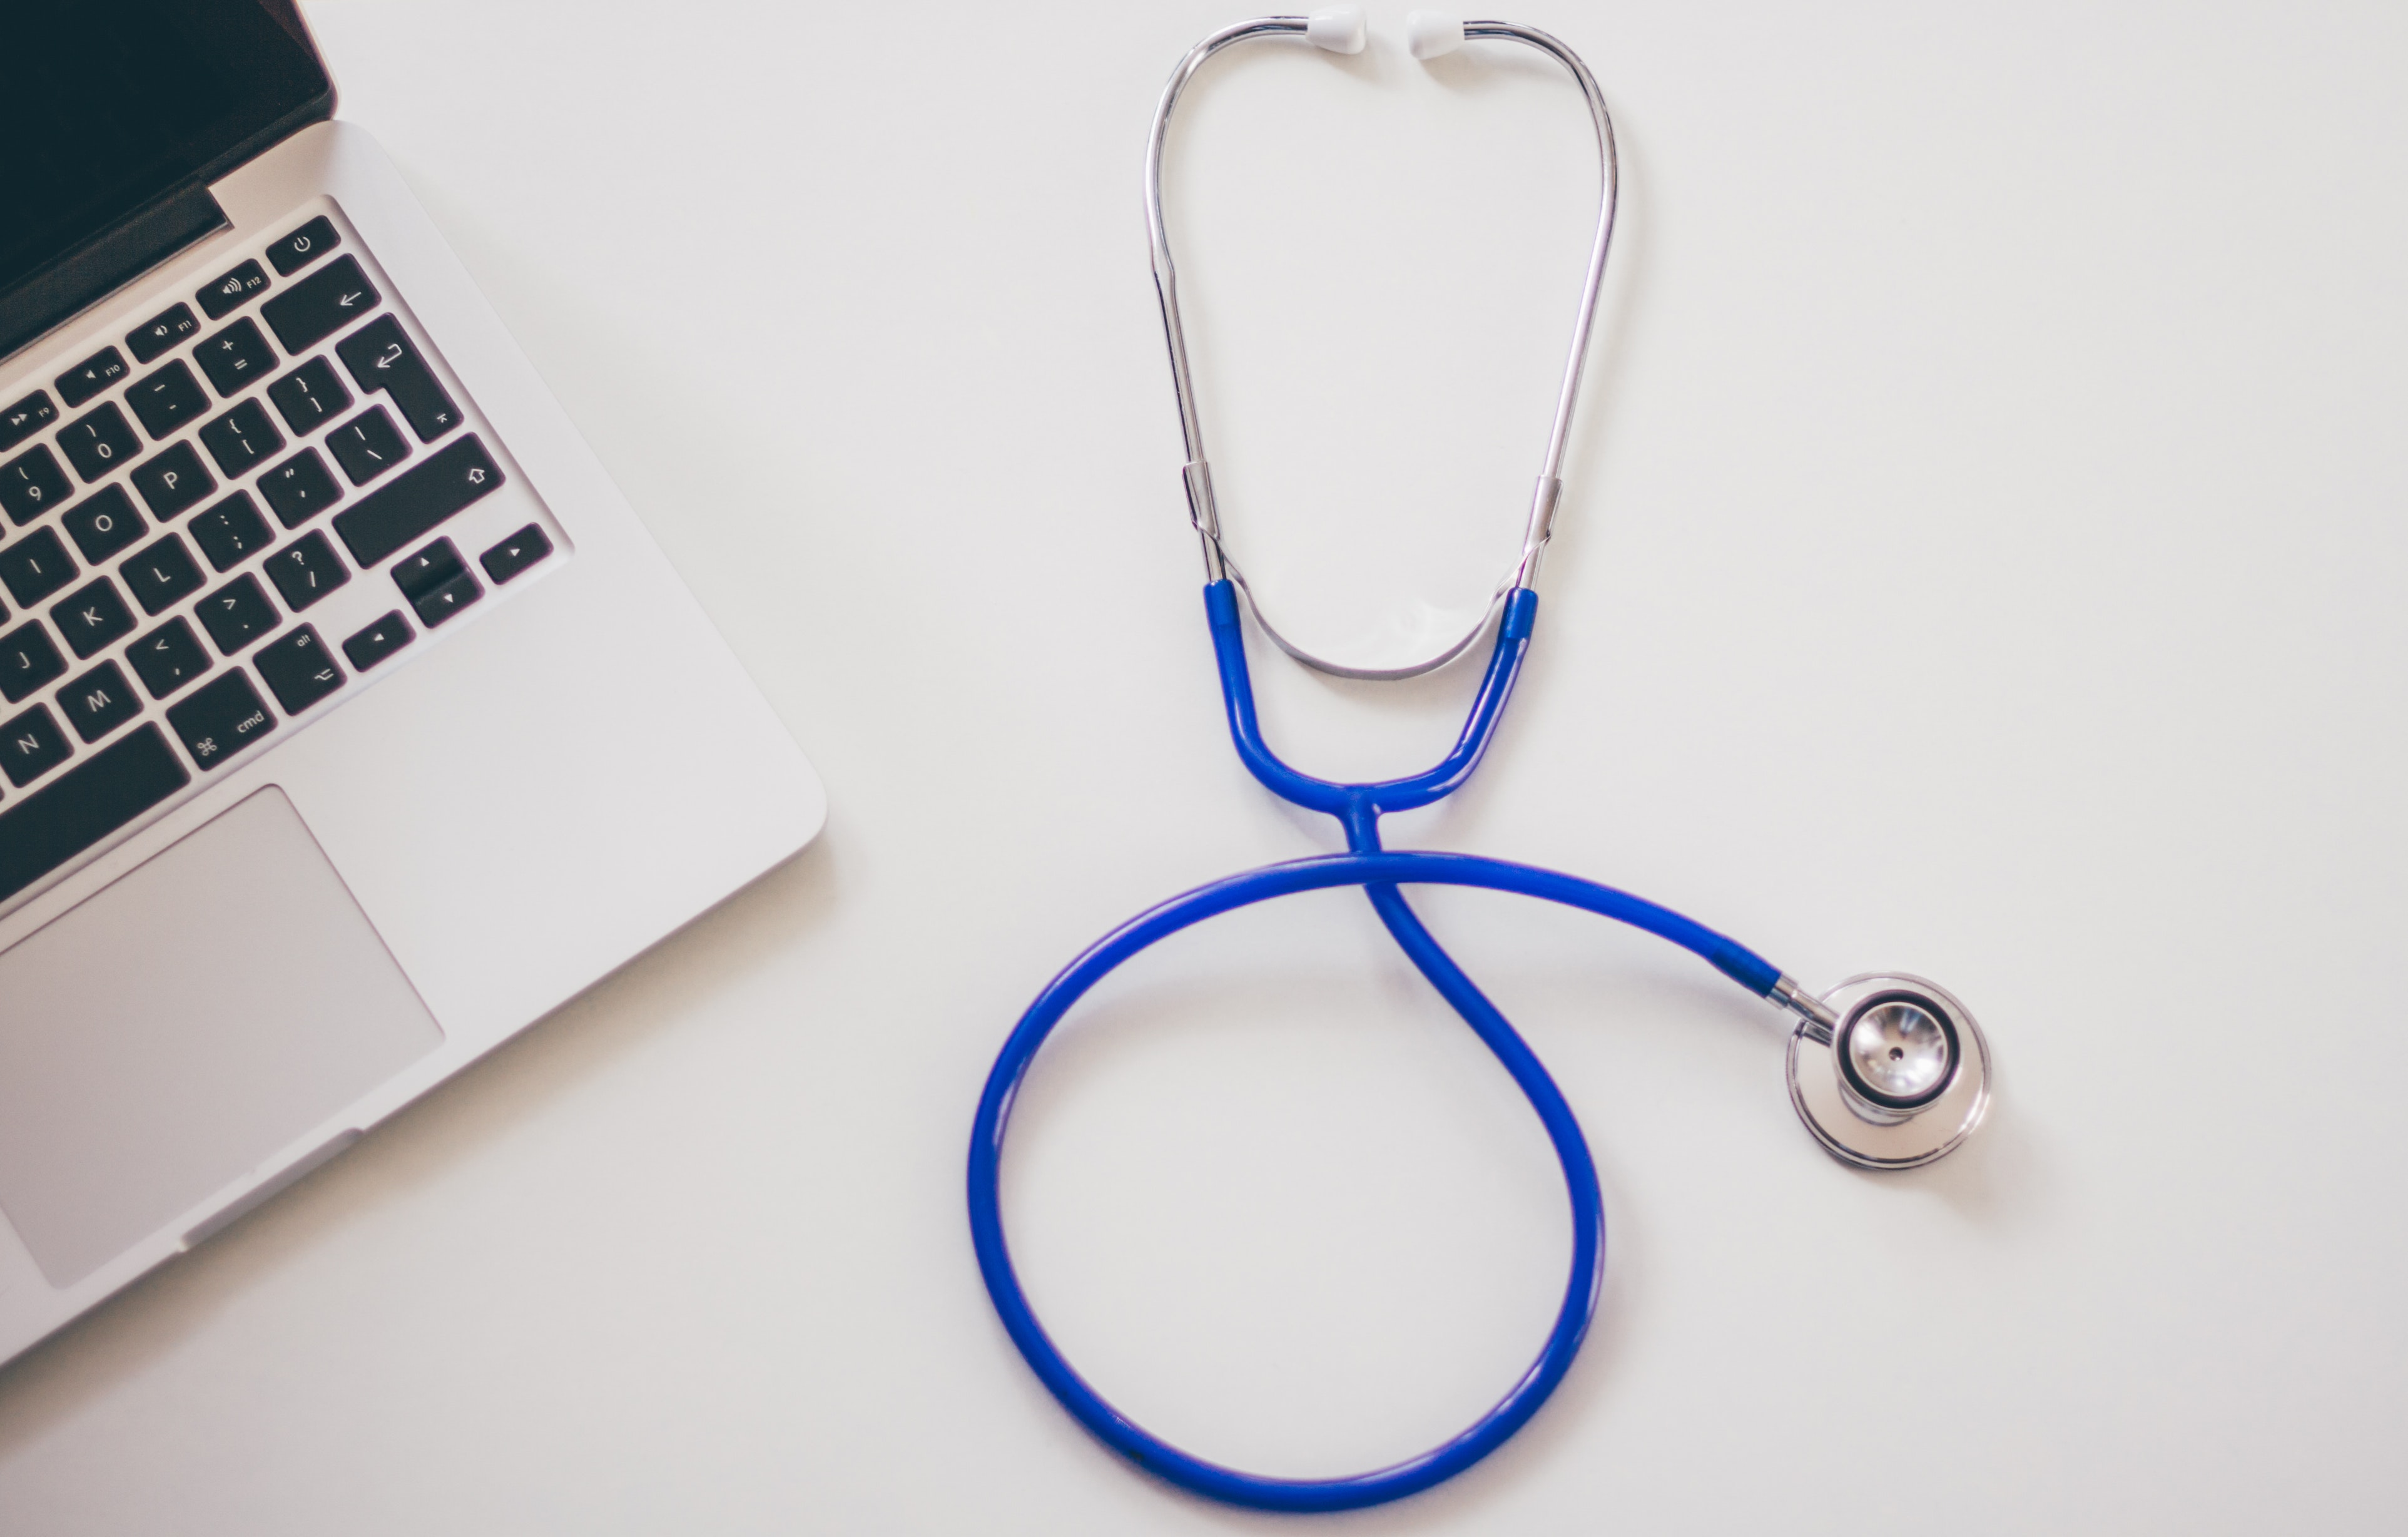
[{"xmin": 479, "ymin": 524, "xmax": 553, "ymax": 585}]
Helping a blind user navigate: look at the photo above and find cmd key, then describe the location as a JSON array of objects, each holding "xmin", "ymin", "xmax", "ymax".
[{"xmin": 165, "ymin": 669, "xmax": 276, "ymax": 771}]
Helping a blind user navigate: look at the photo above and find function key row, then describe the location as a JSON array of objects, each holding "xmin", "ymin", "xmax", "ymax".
[
  {"xmin": 191, "ymin": 212, "xmax": 339, "ymax": 322},
  {"xmin": 20, "ymin": 213, "xmax": 341, "ymax": 444}
]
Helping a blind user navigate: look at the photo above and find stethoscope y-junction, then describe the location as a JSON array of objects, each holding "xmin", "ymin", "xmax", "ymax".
[{"xmin": 967, "ymin": 8, "xmax": 1992, "ymax": 1514}]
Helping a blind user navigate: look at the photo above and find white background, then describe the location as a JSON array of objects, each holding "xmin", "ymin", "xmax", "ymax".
[{"xmin": 3, "ymin": 0, "xmax": 2405, "ymax": 1529}]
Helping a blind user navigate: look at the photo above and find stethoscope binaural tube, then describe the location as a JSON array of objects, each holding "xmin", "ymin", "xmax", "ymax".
[{"xmin": 1146, "ymin": 13, "xmax": 1618, "ymax": 679}]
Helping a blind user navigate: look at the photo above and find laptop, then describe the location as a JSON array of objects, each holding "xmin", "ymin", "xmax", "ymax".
[{"xmin": 0, "ymin": 1, "xmax": 825, "ymax": 1365}]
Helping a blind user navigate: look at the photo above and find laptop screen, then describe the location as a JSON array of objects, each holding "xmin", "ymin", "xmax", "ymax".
[{"xmin": 0, "ymin": 0, "xmax": 332, "ymax": 358}]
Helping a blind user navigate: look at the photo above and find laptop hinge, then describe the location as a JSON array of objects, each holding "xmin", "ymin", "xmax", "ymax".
[{"xmin": 0, "ymin": 181, "xmax": 231, "ymax": 367}]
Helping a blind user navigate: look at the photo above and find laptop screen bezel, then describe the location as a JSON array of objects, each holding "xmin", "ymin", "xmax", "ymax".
[{"xmin": 0, "ymin": 0, "xmax": 337, "ymax": 365}]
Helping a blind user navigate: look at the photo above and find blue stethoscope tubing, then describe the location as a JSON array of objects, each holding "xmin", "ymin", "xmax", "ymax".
[{"xmin": 966, "ymin": 583, "xmax": 1796, "ymax": 1513}]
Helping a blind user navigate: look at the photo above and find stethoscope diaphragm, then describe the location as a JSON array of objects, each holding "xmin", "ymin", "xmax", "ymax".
[{"xmin": 1787, "ymin": 974, "xmax": 1991, "ymax": 1168}]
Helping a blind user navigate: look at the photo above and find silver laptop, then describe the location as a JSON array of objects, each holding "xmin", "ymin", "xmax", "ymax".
[{"xmin": 0, "ymin": 1, "xmax": 825, "ymax": 1363}]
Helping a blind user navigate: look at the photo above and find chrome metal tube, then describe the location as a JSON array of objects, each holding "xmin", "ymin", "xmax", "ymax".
[
  {"xmin": 1143, "ymin": 16, "xmax": 1620, "ymax": 675},
  {"xmin": 1771, "ymin": 974, "xmax": 1840, "ymax": 1044}
]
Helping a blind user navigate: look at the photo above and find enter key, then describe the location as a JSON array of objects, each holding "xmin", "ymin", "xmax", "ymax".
[{"xmin": 336, "ymin": 315, "xmax": 463, "ymax": 443}]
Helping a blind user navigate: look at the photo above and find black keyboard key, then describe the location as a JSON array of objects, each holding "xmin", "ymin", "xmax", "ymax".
[
  {"xmin": 58, "ymin": 402, "xmax": 140, "ymax": 482},
  {"xmin": 253, "ymin": 625, "xmax": 344, "ymax": 714},
  {"xmin": 332, "ymin": 434, "xmax": 503, "ymax": 567},
  {"xmin": 0, "ymin": 391, "xmax": 56, "ymax": 454},
  {"xmin": 198, "ymin": 258, "xmax": 270, "ymax": 320},
  {"xmin": 390, "ymin": 537, "xmax": 463, "ymax": 597},
  {"xmin": 414, "ymin": 569, "xmax": 482, "ymax": 628},
  {"xmin": 63, "ymin": 484, "xmax": 146, "ymax": 564},
  {"xmin": 260, "ymin": 255, "xmax": 380, "ymax": 356},
  {"xmin": 195, "ymin": 317, "xmax": 277, "ymax": 396},
  {"xmin": 0, "ymin": 528, "xmax": 75, "ymax": 607},
  {"xmin": 120, "ymin": 533, "xmax": 204, "ymax": 615},
  {"xmin": 267, "ymin": 216, "xmax": 341, "ymax": 276},
  {"xmin": 126, "ymin": 302, "xmax": 201, "ymax": 364},
  {"xmin": 56, "ymin": 661, "xmax": 142, "ymax": 744},
  {"xmin": 0, "ymin": 724, "xmax": 189, "ymax": 902},
  {"xmin": 257, "ymin": 448, "xmax": 341, "ymax": 528},
  {"xmin": 480, "ymin": 524, "xmax": 554, "ymax": 585},
  {"xmin": 130, "ymin": 441, "xmax": 216, "ymax": 519},
  {"xmin": 55, "ymin": 347, "xmax": 129, "ymax": 409},
  {"xmin": 337, "ymin": 316, "xmax": 462, "ymax": 442},
  {"xmin": 0, "ymin": 705, "xmax": 71, "ymax": 788},
  {"xmin": 198, "ymin": 399, "xmax": 286, "ymax": 479},
  {"xmin": 126, "ymin": 359, "xmax": 209, "ymax": 439},
  {"xmin": 342, "ymin": 611, "xmax": 413, "ymax": 671},
  {"xmin": 327, "ymin": 405, "xmax": 411, "ymax": 487},
  {"xmin": 265, "ymin": 531, "xmax": 349, "ymax": 611},
  {"xmin": 49, "ymin": 578, "xmax": 136, "ymax": 659},
  {"xmin": 188, "ymin": 493, "xmax": 274, "ymax": 572},
  {"xmin": 267, "ymin": 357, "xmax": 352, "ymax": 437},
  {"xmin": 392, "ymin": 536, "xmax": 482, "ymax": 628},
  {"xmin": 196, "ymin": 573, "xmax": 279, "ymax": 655},
  {"xmin": 128, "ymin": 616, "xmax": 210, "ymax": 698},
  {"xmin": 0, "ymin": 622, "xmax": 66, "ymax": 703},
  {"xmin": 166, "ymin": 668, "xmax": 275, "ymax": 770},
  {"xmin": 1, "ymin": 445, "xmax": 70, "ymax": 526}
]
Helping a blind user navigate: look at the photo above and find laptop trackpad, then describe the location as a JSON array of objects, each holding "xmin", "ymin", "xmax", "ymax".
[{"xmin": 0, "ymin": 787, "xmax": 441, "ymax": 1287}]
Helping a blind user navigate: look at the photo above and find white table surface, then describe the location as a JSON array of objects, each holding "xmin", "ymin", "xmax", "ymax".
[{"xmin": 4, "ymin": 1, "xmax": 2406, "ymax": 1529}]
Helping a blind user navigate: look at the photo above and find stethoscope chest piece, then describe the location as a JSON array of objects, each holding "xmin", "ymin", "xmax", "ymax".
[{"xmin": 1786, "ymin": 973, "xmax": 1991, "ymax": 1169}]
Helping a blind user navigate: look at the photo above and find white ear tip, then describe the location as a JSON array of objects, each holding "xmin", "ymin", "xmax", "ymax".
[
  {"xmin": 1306, "ymin": 5, "xmax": 1367, "ymax": 54},
  {"xmin": 1405, "ymin": 11, "xmax": 1466, "ymax": 59}
]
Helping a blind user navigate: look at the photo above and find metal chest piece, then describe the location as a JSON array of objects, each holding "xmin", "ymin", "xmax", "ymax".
[{"xmin": 1786, "ymin": 973, "xmax": 1990, "ymax": 1169}]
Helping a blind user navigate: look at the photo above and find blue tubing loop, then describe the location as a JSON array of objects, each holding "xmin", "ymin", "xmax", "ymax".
[{"xmin": 967, "ymin": 581, "xmax": 1784, "ymax": 1513}]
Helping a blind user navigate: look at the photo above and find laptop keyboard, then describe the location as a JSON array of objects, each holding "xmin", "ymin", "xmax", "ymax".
[{"xmin": 0, "ymin": 205, "xmax": 566, "ymax": 911}]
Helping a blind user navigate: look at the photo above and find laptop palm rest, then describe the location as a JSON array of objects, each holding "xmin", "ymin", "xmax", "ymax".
[{"xmin": 0, "ymin": 787, "xmax": 440, "ymax": 1288}]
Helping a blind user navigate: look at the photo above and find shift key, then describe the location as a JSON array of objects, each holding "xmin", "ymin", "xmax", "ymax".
[{"xmin": 330, "ymin": 435, "xmax": 504, "ymax": 568}]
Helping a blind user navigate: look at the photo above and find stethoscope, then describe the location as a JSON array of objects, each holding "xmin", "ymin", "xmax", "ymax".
[{"xmin": 967, "ymin": 8, "xmax": 1993, "ymax": 1514}]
